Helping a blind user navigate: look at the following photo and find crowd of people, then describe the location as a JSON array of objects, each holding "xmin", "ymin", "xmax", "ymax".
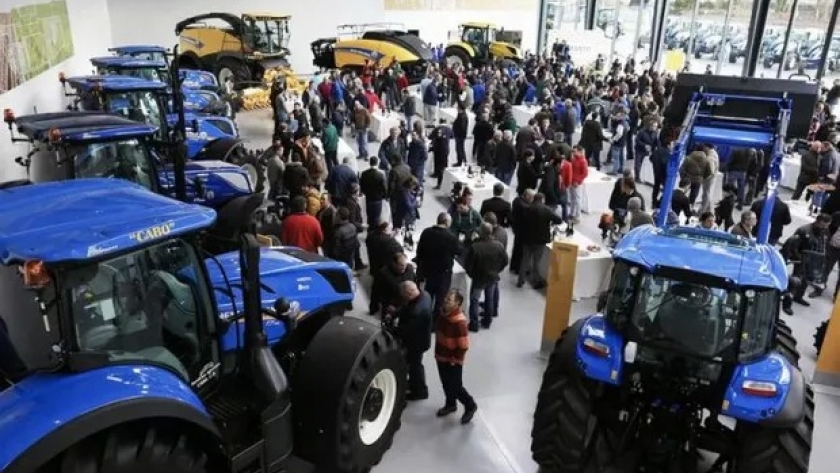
[{"xmin": 253, "ymin": 41, "xmax": 840, "ymax": 423}]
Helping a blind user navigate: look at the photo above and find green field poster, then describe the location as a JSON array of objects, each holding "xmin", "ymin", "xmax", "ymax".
[{"xmin": 1, "ymin": 0, "xmax": 74, "ymax": 93}]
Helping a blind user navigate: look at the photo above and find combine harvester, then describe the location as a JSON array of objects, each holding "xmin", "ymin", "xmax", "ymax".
[
  {"xmin": 311, "ymin": 23, "xmax": 433, "ymax": 82},
  {"xmin": 0, "ymin": 180, "xmax": 405, "ymax": 473},
  {"xmin": 531, "ymin": 74, "xmax": 818, "ymax": 473}
]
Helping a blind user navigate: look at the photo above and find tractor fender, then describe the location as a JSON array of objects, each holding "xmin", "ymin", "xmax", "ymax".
[
  {"xmin": 573, "ymin": 314, "xmax": 625, "ymax": 385},
  {"xmin": 198, "ymin": 136, "xmax": 245, "ymax": 162},
  {"xmin": 208, "ymin": 193, "xmax": 265, "ymax": 243},
  {"xmin": 0, "ymin": 366, "xmax": 220, "ymax": 473},
  {"xmin": 446, "ymin": 42, "xmax": 475, "ymax": 58},
  {"xmin": 723, "ymin": 352, "xmax": 805, "ymax": 428}
]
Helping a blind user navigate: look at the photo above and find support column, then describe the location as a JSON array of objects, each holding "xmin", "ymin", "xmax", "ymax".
[
  {"xmin": 814, "ymin": 295, "xmax": 840, "ymax": 387},
  {"xmin": 649, "ymin": 0, "xmax": 670, "ymax": 68},
  {"xmin": 537, "ymin": 0, "xmax": 548, "ymax": 55},
  {"xmin": 742, "ymin": 0, "xmax": 772, "ymax": 78},
  {"xmin": 585, "ymin": 0, "xmax": 599, "ymax": 30},
  {"xmin": 540, "ymin": 241, "xmax": 578, "ymax": 354},
  {"xmin": 716, "ymin": 0, "xmax": 735, "ymax": 75},
  {"xmin": 776, "ymin": 0, "xmax": 799, "ymax": 79},
  {"xmin": 816, "ymin": 0, "xmax": 840, "ymax": 82}
]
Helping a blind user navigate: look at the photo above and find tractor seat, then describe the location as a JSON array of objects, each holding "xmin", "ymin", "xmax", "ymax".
[{"xmin": 149, "ymin": 271, "xmax": 199, "ymax": 352}]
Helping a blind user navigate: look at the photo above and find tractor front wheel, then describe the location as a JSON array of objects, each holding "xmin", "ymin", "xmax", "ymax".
[
  {"xmin": 531, "ymin": 326, "xmax": 614, "ymax": 472},
  {"xmin": 775, "ymin": 319, "xmax": 800, "ymax": 367},
  {"xmin": 814, "ymin": 320, "xmax": 828, "ymax": 355},
  {"xmin": 59, "ymin": 424, "xmax": 209, "ymax": 473},
  {"xmin": 292, "ymin": 317, "xmax": 407, "ymax": 473},
  {"xmin": 445, "ymin": 48, "xmax": 471, "ymax": 69},
  {"xmin": 215, "ymin": 58, "xmax": 252, "ymax": 89},
  {"xmin": 732, "ymin": 384, "xmax": 814, "ymax": 473}
]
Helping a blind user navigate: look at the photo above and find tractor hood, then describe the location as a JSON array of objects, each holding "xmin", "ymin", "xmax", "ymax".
[
  {"xmin": 165, "ymin": 112, "xmax": 239, "ymax": 159},
  {"xmin": 205, "ymin": 247, "xmax": 354, "ymax": 352},
  {"xmin": 179, "ymin": 68, "xmax": 218, "ymax": 90},
  {"xmin": 157, "ymin": 160, "xmax": 254, "ymax": 208}
]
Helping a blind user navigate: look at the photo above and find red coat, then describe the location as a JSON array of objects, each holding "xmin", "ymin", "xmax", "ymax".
[
  {"xmin": 364, "ymin": 91, "xmax": 384, "ymax": 112},
  {"xmin": 281, "ymin": 213, "xmax": 323, "ymax": 253},
  {"xmin": 570, "ymin": 154, "xmax": 589, "ymax": 186},
  {"xmin": 396, "ymin": 74, "xmax": 409, "ymax": 91},
  {"xmin": 317, "ymin": 81, "xmax": 332, "ymax": 101},
  {"xmin": 559, "ymin": 160, "xmax": 573, "ymax": 189}
]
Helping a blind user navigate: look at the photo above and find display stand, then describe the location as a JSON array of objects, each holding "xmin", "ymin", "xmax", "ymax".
[
  {"xmin": 815, "ymin": 294, "xmax": 840, "ymax": 388},
  {"xmin": 540, "ymin": 241, "xmax": 578, "ymax": 354}
]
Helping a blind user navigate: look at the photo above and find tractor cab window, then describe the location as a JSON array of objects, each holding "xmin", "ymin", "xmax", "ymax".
[
  {"xmin": 0, "ymin": 264, "xmax": 61, "ymax": 382},
  {"xmin": 243, "ymin": 17, "xmax": 289, "ymax": 54},
  {"xmin": 70, "ymin": 139, "xmax": 156, "ymax": 190},
  {"xmin": 65, "ymin": 239, "xmax": 212, "ymax": 380},
  {"xmin": 461, "ymin": 26, "xmax": 489, "ymax": 46},
  {"xmin": 630, "ymin": 274, "xmax": 742, "ymax": 359},
  {"xmin": 738, "ymin": 289, "xmax": 777, "ymax": 361},
  {"xmin": 104, "ymin": 91, "xmax": 164, "ymax": 138},
  {"xmin": 110, "ymin": 66, "xmax": 170, "ymax": 84},
  {"xmin": 126, "ymin": 51, "xmax": 168, "ymax": 63}
]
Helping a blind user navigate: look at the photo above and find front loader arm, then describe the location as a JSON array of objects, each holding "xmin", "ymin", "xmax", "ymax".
[{"xmin": 756, "ymin": 98, "xmax": 791, "ymax": 244}]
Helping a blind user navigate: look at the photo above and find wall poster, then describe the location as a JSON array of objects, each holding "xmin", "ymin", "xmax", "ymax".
[{"xmin": 0, "ymin": 0, "xmax": 74, "ymax": 94}]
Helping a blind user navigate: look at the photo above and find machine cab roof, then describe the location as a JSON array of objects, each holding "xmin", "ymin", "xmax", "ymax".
[
  {"xmin": 109, "ymin": 45, "xmax": 168, "ymax": 55},
  {"xmin": 0, "ymin": 178, "xmax": 215, "ymax": 264},
  {"xmin": 242, "ymin": 12, "xmax": 290, "ymax": 20},
  {"xmin": 461, "ymin": 22, "xmax": 496, "ymax": 29},
  {"xmin": 614, "ymin": 226, "xmax": 788, "ymax": 291},
  {"xmin": 66, "ymin": 75, "xmax": 168, "ymax": 93},
  {"xmin": 14, "ymin": 112, "xmax": 158, "ymax": 143},
  {"xmin": 90, "ymin": 56, "xmax": 169, "ymax": 82}
]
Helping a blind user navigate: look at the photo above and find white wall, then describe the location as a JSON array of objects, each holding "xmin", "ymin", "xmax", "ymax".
[
  {"xmin": 106, "ymin": 0, "xmax": 539, "ymax": 74},
  {"xmin": 0, "ymin": 0, "xmax": 113, "ymax": 183}
]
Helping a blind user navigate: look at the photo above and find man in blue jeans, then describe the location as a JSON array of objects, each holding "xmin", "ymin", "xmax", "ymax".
[{"xmin": 463, "ymin": 223, "xmax": 509, "ymax": 332}]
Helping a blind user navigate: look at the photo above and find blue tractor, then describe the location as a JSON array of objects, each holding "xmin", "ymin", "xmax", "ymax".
[
  {"xmin": 531, "ymin": 79, "xmax": 817, "ymax": 472},
  {"xmin": 87, "ymin": 55, "xmax": 231, "ymax": 116},
  {"xmin": 57, "ymin": 75, "xmax": 263, "ymax": 191},
  {"xmin": 0, "ymin": 178, "xmax": 405, "ymax": 473},
  {"xmin": 108, "ymin": 44, "xmax": 221, "ymax": 91},
  {"xmin": 2, "ymin": 110, "xmax": 262, "ymax": 255}
]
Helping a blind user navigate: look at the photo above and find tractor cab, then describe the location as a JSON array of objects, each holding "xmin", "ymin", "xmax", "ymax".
[
  {"xmin": 109, "ymin": 44, "xmax": 169, "ymax": 64},
  {"xmin": 446, "ymin": 22, "xmax": 521, "ymax": 68},
  {"xmin": 241, "ymin": 13, "xmax": 291, "ymax": 57},
  {"xmin": 90, "ymin": 56, "xmax": 170, "ymax": 84},
  {"xmin": 3, "ymin": 111, "xmax": 253, "ymax": 211},
  {"xmin": 458, "ymin": 22, "xmax": 494, "ymax": 60}
]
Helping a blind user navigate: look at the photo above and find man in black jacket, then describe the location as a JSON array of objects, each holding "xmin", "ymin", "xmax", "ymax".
[
  {"xmin": 510, "ymin": 189, "xmax": 534, "ymax": 274},
  {"xmin": 479, "ymin": 183, "xmax": 512, "ymax": 227},
  {"xmin": 333, "ymin": 207, "xmax": 361, "ymax": 269},
  {"xmin": 453, "ymin": 105, "xmax": 469, "ymax": 166},
  {"xmin": 472, "ymin": 111, "xmax": 495, "ymax": 165},
  {"xmin": 416, "ymin": 212, "xmax": 463, "ymax": 314},
  {"xmin": 494, "ymin": 130, "xmax": 518, "ymax": 185},
  {"xmin": 359, "ymin": 157, "xmax": 388, "ymax": 227},
  {"xmin": 430, "ymin": 119, "xmax": 453, "ymax": 188},
  {"xmin": 650, "ymin": 140, "xmax": 672, "ymax": 207},
  {"xmin": 750, "ymin": 196, "xmax": 792, "ymax": 246},
  {"xmin": 391, "ymin": 281, "xmax": 433, "ymax": 400},
  {"xmin": 464, "ymin": 223, "xmax": 509, "ymax": 331},
  {"xmin": 518, "ymin": 193, "xmax": 562, "ymax": 289},
  {"xmin": 671, "ymin": 178, "xmax": 694, "ymax": 224},
  {"xmin": 372, "ymin": 252, "xmax": 416, "ymax": 316}
]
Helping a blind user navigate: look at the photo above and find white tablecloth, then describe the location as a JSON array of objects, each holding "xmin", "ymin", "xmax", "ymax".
[
  {"xmin": 311, "ymin": 137, "xmax": 358, "ymax": 174},
  {"xmin": 581, "ymin": 168, "xmax": 616, "ymax": 214},
  {"xmin": 370, "ymin": 111, "xmax": 402, "ymax": 142},
  {"xmin": 538, "ymin": 231, "xmax": 613, "ymax": 300},
  {"xmin": 440, "ymin": 166, "xmax": 510, "ymax": 203},
  {"xmin": 513, "ymin": 105, "xmax": 539, "ymax": 128},
  {"xmin": 439, "ymin": 107, "xmax": 475, "ymax": 135},
  {"xmin": 781, "ymin": 154, "xmax": 801, "ymax": 190}
]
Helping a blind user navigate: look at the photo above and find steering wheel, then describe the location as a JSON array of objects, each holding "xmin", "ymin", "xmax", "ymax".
[{"xmin": 670, "ymin": 283, "xmax": 713, "ymax": 309}]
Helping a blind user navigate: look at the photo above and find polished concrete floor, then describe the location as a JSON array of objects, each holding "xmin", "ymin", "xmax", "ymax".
[{"xmin": 236, "ymin": 109, "xmax": 840, "ymax": 473}]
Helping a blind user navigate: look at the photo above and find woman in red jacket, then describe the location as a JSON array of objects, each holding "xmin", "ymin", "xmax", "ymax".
[{"xmin": 568, "ymin": 146, "xmax": 590, "ymax": 223}]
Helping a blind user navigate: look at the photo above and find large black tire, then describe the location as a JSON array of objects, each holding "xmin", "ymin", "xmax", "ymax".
[
  {"xmin": 292, "ymin": 317, "xmax": 407, "ymax": 473},
  {"xmin": 215, "ymin": 58, "xmax": 252, "ymax": 89},
  {"xmin": 202, "ymin": 139, "xmax": 266, "ymax": 194},
  {"xmin": 532, "ymin": 325, "xmax": 607, "ymax": 472},
  {"xmin": 445, "ymin": 47, "xmax": 471, "ymax": 69},
  {"xmin": 814, "ymin": 320, "xmax": 828, "ymax": 355},
  {"xmin": 775, "ymin": 319, "xmax": 800, "ymax": 367},
  {"xmin": 59, "ymin": 424, "xmax": 209, "ymax": 473},
  {"xmin": 733, "ymin": 384, "xmax": 814, "ymax": 473}
]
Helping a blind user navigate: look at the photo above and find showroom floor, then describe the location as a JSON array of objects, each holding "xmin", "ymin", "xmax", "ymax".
[{"xmin": 236, "ymin": 109, "xmax": 839, "ymax": 473}]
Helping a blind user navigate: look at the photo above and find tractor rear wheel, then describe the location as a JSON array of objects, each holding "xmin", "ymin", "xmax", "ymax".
[
  {"xmin": 814, "ymin": 320, "xmax": 828, "ymax": 355},
  {"xmin": 215, "ymin": 58, "xmax": 252, "ymax": 89},
  {"xmin": 229, "ymin": 147, "xmax": 265, "ymax": 194},
  {"xmin": 531, "ymin": 326, "xmax": 614, "ymax": 472},
  {"xmin": 775, "ymin": 319, "xmax": 800, "ymax": 367},
  {"xmin": 292, "ymin": 317, "xmax": 407, "ymax": 473},
  {"xmin": 59, "ymin": 424, "xmax": 209, "ymax": 473},
  {"xmin": 732, "ymin": 384, "xmax": 814, "ymax": 473}
]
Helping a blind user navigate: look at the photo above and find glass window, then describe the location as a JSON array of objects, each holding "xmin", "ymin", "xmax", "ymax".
[
  {"xmin": 70, "ymin": 139, "xmax": 156, "ymax": 190},
  {"xmin": 604, "ymin": 262, "xmax": 637, "ymax": 328},
  {"xmin": 127, "ymin": 52, "xmax": 168, "ymax": 63},
  {"xmin": 245, "ymin": 18, "xmax": 289, "ymax": 54},
  {"xmin": 630, "ymin": 273, "xmax": 741, "ymax": 358},
  {"xmin": 65, "ymin": 239, "xmax": 208, "ymax": 380},
  {"xmin": 0, "ymin": 265, "xmax": 61, "ymax": 379},
  {"xmin": 739, "ymin": 289, "xmax": 777, "ymax": 361},
  {"xmin": 105, "ymin": 91, "xmax": 164, "ymax": 136},
  {"xmin": 110, "ymin": 66, "xmax": 169, "ymax": 84}
]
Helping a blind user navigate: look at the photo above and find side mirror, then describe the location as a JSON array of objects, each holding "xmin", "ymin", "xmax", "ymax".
[
  {"xmin": 192, "ymin": 119, "xmax": 200, "ymax": 131},
  {"xmin": 193, "ymin": 175, "xmax": 207, "ymax": 198}
]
